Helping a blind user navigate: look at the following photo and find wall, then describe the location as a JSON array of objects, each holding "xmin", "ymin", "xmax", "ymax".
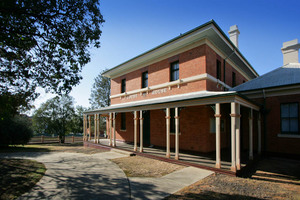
[
  {"xmin": 110, "ymin": 44, "xmax": 250, "ymax": 105},
  {"xmin": 113, "ymin": 105, "xmax": 232, "ymax": 153},
  {"xmin": 263, "ymin": 94, "xmax": 300, "ymax": 156}
]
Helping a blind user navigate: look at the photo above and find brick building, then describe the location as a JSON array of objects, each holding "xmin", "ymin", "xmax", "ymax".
[
  {"xmin": 233, "ymin": 39, "xmax": 300, "ymax": 158},
  {"xmin": 83, "ymin": 20, "xmax": 299, "ymax": 172}
]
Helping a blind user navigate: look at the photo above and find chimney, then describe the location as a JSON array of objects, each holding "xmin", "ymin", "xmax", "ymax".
[
  {"xmin": 281, "ymin": 39, "xmax": 300, "ymax": 65},
  {"xmin": 228, "ymin": 25, "xmax": 240, "ymax": 48}
]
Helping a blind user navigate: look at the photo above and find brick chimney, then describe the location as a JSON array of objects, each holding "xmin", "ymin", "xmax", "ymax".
[
  {"xmin": 281, "ymin": 39, "xmax": 300, "ymax": 65},
  {"xmin": 228, "ymin": 25, "xmax": 240, "ymax": 49}
]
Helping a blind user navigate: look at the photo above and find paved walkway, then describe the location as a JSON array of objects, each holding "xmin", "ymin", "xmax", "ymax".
[{"xmin": 1, "ymin": 151, "xmax": 213, "ymax": 200}]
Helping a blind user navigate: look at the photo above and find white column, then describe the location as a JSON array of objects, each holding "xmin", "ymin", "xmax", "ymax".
[
  {"xmin": 258, "ymin": 113, "xmax": 262, "ymax": 155},
  {"xmin": 109, "ymin": 113, "xmax": 112, "ymax": 146},
  {"xmin": 113, "ymin": 112, "xmax": 116, "ymax": 147},
  {"xmin": 230, "ymin": 102, "xmax": 237, "ymax": 172},
  {"xmin": 236, "ymin": 103, "xmax": 241, "ymax": 170},
  {"xmin": 97, "ymin": 114, "xmax": 100, "ymax": 144},
  {"xmin": 94, "ymin": 114, "xmax": 97, "ymax": 143},
  {"xmin": 175, "ymin": 107, "xmax": 179, "ymax": 160},
  {"xmin": 139, "ymin": 111, "xmax": 143, "ymax": 152},
  {"xmin": 134, "ymin": 111, "xmax": 138, "ymax": 151},
  {"xmin": 88, "ymin": 115, "xmax": 91, "ymax": 141},
  {"xmin": 166, "ymin": 108, "xmax": 170, "ymax": 158},
  {"xmin": 249, "ymin": 109, "xmax": 253, "ymax": 160},
  {"xmin": 215, "ymin": 103, "xmax": 221, "ymax": 168},
  {"xmin": 83, "ymin": 115, "xmax": 86, "ymax": 141}
]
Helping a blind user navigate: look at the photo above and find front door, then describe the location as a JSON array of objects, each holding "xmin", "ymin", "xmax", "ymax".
[{"xmin": 143, "ymin": 110, "xmax": 151, "ymax": 146}]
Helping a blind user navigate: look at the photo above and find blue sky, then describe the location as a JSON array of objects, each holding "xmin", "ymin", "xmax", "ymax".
[{"xmin": 33, "ymin": 0, "xmax": 300, "ymax": 111}]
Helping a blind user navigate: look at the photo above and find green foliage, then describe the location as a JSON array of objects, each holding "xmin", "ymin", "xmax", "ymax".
[
  {"xmin": 0, "ymin": 115, "xmax": 33, "ymax": 146},
  {"xmin": 32, "ymin": 95, "xmax": 86, "ymax": 142},
  {"xmin": 71, "ymin": 106, "xmax": 86, "ymax": 134},
  {"xmin": 89, "ymin": 69, "xmax": 110, "ymax": 109},
  {"xmin": 0, "ymin": 0, "xmax": 104, "ymax": 114}
]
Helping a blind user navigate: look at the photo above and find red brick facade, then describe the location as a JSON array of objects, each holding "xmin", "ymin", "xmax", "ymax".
[
  {"xmin": 111, "ymin": 44, "xmax": 247, "ymax": 105},
  {"xmin": 251, "ymin": 94, "xmax": 300, "ymax": 156},
  {"xmin": 108, "ymin": 42, "xmax": 252, "ymax": 153}
]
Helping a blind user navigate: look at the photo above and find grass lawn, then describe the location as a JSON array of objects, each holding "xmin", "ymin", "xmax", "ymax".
[{"xmin": 0, "ymin": 159, "xmax": 46, "ymax": 200}]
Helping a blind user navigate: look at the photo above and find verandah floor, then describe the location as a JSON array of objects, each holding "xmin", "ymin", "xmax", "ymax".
[{"xmin": 85, "ymin": 139, "xmax": 252, "ymax": 175}]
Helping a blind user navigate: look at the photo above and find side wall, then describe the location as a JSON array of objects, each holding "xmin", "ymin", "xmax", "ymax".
[{"xmin": 251, "ymin": 94, "xmax": 300, "ymax": 156}]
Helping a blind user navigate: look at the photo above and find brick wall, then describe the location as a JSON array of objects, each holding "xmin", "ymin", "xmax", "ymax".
[
  {"xmin": 113, "ymin": 105, "xmax": 233, "ymax": 153},
  {"xmin": 262, "ymin": 94, "xmax": 300, "ymax": 155},
  {"xmin": 110, "ymin": 44, "xmax": 250, "ymax": 105}
]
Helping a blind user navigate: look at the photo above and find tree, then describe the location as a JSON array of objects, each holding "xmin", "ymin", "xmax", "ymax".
[
  {"xmin": 32, "ymin": 95, "xmax": 76, "ymax": 143},
  {"xmin": 71, "ymin": 106, "xmax": 87, "ymax": 134},
  {"xmin": 0, "ymin": 0, "xmax": 104, "ymax": 114},
  {"xmin": 89, "ymin": 69, "xmax": 110, "ymax": 109},
  {"xmin": 0, "ymin": 114, "xmax": 33, "ymax": 146}
]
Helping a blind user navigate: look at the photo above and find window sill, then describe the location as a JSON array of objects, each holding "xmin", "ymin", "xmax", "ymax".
[
  {"xmin": 277, "ymin": 134, "xmax": 300, "ymax": 139},
  {"xmin": 120, "ymin": 129, "xmax": 126, "ymax": 132}
]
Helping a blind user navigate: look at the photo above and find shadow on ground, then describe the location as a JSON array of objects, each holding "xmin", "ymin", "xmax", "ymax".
[{"xmin": 250, "ymin": 157, "xmax": 300, "ymax": 185}]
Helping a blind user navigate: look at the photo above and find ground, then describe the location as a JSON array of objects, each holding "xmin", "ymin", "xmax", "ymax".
[
  {"xmin": 165, "ymin": 157, "xmax": 300, "ymax": 200},
  {"xmin": 111, "ymin": 155, "xmax": 185, "ymax": 177},
  {"xmin": 165, "ymin": 173, "xmax": 300, "ymax": 200},
  {"xmin": 0, "ymin": 159, "xmax": 46, "ymax": 200},
  {"xmin": 1, "ymin": 143, "xmax": 300, "ymax": 199}
]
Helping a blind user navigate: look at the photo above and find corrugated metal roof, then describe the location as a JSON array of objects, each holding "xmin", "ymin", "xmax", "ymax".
[
  {"xmin": 232, "ymin": 63, "xmax": 300, "ymax": 92},
  {"xmin": 84, "ymin": 91, "xmax": 237, "ymax": 114}
]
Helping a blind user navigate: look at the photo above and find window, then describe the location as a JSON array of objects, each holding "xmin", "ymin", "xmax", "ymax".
[
  {"xmin": 170, "ymin": 61, "xmax": 179, "ymax": 81},
  {"xmin": 170, "ymin": 108, "xmax": 175, "ymax": 133},
  {"xmin": 169, "ymin": 108, "xmax": 180, "ymax": 134},
  {"xmin": 216, "ymin": 60, "xmax": 221, "ymax": 80},
  {"xmin": 121, "ymin": 113, "xmax": 126, "ymax": 130},
  {"xmin": 210, "ymin": 118, "xmax": 225, "ymax": 133},
  {"xmin": 281, "ymin": 103, "xmax": 299, "ymax": 134},
  {"xmin": 232, "ymin": 72, "xmax": 236, "ymax": 87},
  {"xmin": 121, "ymin": 79, "xmax": 126, "ymax": 93},
  {"xmin": 142, "ymin": 71, "xmax": 148, "ymax": 88}
]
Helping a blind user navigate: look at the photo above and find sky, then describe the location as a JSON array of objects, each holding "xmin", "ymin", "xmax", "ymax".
[{"xmin": 32, "ymin": 0, "xmax": 300, "ymax": 113}]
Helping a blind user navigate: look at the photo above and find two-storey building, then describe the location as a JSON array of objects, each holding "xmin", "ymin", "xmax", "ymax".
[{"xmin": 84, "ymin": 20, "xmax": 262, "ymax": 172}]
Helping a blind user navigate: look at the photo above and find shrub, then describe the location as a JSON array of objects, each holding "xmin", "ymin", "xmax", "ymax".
[{"xmin": 0, "ymin": 115, "xmax": 33, "ymax": 146}]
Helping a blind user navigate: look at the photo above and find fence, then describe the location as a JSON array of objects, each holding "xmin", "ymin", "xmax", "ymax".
[{"xmin": 29, "ymin": 136, "xmax": 83, "ymax": 144}]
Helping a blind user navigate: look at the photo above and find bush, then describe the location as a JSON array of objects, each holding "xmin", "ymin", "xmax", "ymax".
[{"xmin": 0, "ymin": 115, "xmax": 33, "ymax": 146}]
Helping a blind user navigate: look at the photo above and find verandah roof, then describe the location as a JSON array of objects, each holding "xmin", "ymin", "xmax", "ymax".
[{"xmin": 84, "ymin": 91, "xmax": 260, "ymax": 115}]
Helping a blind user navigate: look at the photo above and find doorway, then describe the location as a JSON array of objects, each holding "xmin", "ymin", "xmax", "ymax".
[{"xmin": 143, "ymin": 110, "xmax": 150, "ymax": 146}]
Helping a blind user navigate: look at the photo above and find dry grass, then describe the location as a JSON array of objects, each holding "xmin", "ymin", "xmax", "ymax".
[
  {"xmin": 0, "ymin": 159, "xmax": 46, "ymax": 200},
  {"xmin": 111, "ymin": 155, "xmax": 185, "ymax": 177},
  {"xmin": 0, "ymin": 143, "xmax": 109, "ymax": 154}
]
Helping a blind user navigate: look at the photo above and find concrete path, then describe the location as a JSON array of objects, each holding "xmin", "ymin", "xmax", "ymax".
[
  {"xmin": 129, "ymin": 167, "xmax": 214, "ymax": 200},
  {"xmin": 1, "ymin": 151, "xmax": 213, "ymax": 200},
  {"xmin": 1, "ymin": 152, "xmax": 130, "ymax": 200}
]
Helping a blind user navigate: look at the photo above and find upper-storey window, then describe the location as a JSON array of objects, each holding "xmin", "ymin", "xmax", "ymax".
[
  {"xmin": 142, "ymin": 71, "xmax": 148, "ymax": 88},
  {"xmin": 216, "ymin": 60, "xmax": 221, "ymax": 80},
  {"xmin": 281, "ymin": 103, "xmax": 299, "ymax": 134},
  {"xmin": 170, "ymin": 61, "xmax": 179, "ymax": 81},
  {"xmin": 232, "ymin": 72, "xmax": 236, "ymax": 87},
  {"xmin": 121, "ymin": 78, "xmax": 126, "ymax": 93}
]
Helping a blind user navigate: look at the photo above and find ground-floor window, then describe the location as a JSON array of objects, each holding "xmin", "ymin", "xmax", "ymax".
[
  {"xmin": 121, "ymin": 113, "xmax": 126, "ymax": 131},
  {"xmin": 210, "ymin": 118, "xmax": 225, "ymax": 133},
  {"xmin": 170, "ymin": 108, "xmax": 180, "ymax": 134},
  {"xmin": 281, "ymin": 103, "xmax": 299, "ymax": 134}
]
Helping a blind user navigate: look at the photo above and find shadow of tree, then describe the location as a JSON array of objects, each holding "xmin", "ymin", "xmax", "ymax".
[{"xmin": 165, "ymin": 191, "xmax": 262, "ymax": 200}]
